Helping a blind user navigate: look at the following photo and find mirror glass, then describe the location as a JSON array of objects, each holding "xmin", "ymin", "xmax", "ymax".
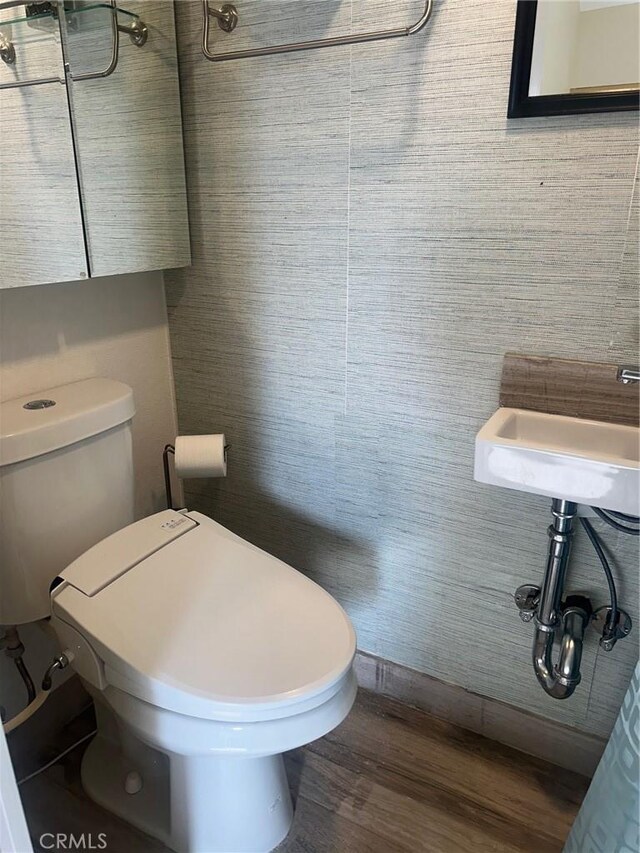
[
  {"xmin": 0, "ymin": 2, "xmax": 89, "ymax": 286},
  {"xmin": 530, "ymin": 0, "xmax": 639, "ymax": 97},
  {"xmin": 0, "ymin": 0, "xmax": 189, "ymax": 288},
  {"xmin": 60, "ymin": 0, "xmax": 190, "ymax": 278}
]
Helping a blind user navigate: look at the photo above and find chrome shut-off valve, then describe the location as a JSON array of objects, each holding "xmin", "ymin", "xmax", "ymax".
[
  {"xmin": 514, "ymin": 584, "xmax": 540, "ymax": 622},
  {"xmin": 593, "ymin": 606, "xmax": 633, "ymax": 652}
]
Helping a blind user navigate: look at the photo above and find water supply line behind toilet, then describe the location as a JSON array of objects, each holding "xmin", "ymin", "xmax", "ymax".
[
  {"xmin": 1, "ymin": 626, "xmax": 36, "ymax": 706},
  {"xmin": 515, "ymin": 499, "xmax": 635, "ymax": 699},
  {"xmin": 2, "ymin": 644, "xmax": 73, "ymax": 735}
]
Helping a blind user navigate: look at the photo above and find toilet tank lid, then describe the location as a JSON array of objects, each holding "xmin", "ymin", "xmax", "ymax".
[{"xmin": 0, "ymin": 378, "xmax": 135, "ymax": 467}]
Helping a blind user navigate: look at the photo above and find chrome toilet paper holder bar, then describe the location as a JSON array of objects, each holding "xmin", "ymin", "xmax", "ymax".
[
  {"xmin": 162, "ymin": 441, "xmax": 230, "ymax": 510},
  {"xmin": 163, "ymin": 444, "xmax": 176, "ymax": 510}
]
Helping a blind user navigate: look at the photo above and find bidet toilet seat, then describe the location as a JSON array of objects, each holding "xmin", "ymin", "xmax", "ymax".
[
  {"xmin": 0, "ymin": 373, "xmax": 356, "ymax": 853},
  {"xmin": 52, "ymin": 510, "xmax": 356, "ymax": 723}
]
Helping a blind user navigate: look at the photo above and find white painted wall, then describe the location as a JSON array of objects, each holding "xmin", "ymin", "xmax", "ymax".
[
  {"xmin": 530, "ymin": 0, "xmax": 581, "ymax": 96},
  {"xmin": 531, "ymin": 0, "xmax": 639, "ymax": 95},
  {"xmin": 580, "ymin": 0, "xmax": 637, "ymax": 12},
  {"xmin": 572, "ymin": 3, "xmax": 640, "ymax": 89},
  {"xmin": 0, "ymin": 271, "xmax": 179, "ymax": 719}
]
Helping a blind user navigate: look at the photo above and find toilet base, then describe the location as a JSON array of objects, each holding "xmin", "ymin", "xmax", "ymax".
[
  {"xmin": 78, "ymin": 672, "xmax": 357, "ymax": 852},
  {"xmin": 82, "ymin": 733, "xmax": 173, "ymax": 847},
  {"xmin": 168, "ymin": 752, "xmax": 293, "ymax": 853},
  {"xmin": 81, "ymin": 724, "xmax": 294, "ymax": 853}
]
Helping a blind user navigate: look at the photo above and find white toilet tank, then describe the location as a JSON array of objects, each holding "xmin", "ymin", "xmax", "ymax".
[{"xmin": 0, "ymin": 378, "xmax": 136, "ymax": 625}]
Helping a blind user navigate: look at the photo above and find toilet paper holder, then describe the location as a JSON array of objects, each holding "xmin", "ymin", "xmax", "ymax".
[
  {"xmin": 162, "ymin": 441, "xmax": 230, "ymax": 510},
  {"xmin": 163, "ymin": 444, "xmax": 177, "ymax": 510}
]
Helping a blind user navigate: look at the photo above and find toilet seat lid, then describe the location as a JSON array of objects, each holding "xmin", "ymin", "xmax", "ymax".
[{"xmin": 52, "ymin": 511, "xmax": 356, "ymax": 722}]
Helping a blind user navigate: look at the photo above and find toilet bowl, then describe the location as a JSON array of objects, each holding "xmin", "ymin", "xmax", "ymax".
[
  {"xmin": 0, "ymin": 378, "xmax": 356, "ymax": 851},
  {"xmin": 50, "ymin": 509, "xmax": 357, "ymax": 853}
]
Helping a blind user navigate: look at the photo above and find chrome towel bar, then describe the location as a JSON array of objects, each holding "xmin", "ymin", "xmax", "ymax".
[{"xmin": 202, "ymin": 0, "xmax": 433, "ymax": 63}]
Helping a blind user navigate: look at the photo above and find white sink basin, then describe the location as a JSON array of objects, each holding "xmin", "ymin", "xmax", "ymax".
[{"xmin": 474, "ymin": 408, "xmax": 640, "ymax": 515}]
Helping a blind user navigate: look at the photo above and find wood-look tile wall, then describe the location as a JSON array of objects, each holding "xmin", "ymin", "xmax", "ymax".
[
  {"xmin": 500, "ymin": 354, "xmax": 640, "ymax": 426},
  {"xmin": 165, "ymin": 0, "xmax": 640, "ymax": 740}
]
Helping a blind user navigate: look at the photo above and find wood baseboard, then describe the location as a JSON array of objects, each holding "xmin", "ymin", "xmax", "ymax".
[
  {"xmin": 5, "ymin": 657, "xmax": 605, "ymax": 781},
  {"xmin": 354, "ymin": 651, "xmax": 605, "ymax": 777}
]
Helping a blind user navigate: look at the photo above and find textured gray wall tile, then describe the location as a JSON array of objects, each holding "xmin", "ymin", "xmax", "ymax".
[
  {"xmin": 166, "ymin": 0, "xmax": 639, "ymax": 740},
  {"xmin": 167, "ymin": 0, "xmax": 350, "ymax": 423}
]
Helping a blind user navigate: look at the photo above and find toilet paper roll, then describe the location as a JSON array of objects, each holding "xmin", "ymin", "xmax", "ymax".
[{"xmin": 174, "ymin": 434, "xmax": 227, "ymax": 479}]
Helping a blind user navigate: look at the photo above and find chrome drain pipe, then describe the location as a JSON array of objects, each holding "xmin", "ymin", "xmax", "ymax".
[
  {"xmin": 538, "ymin": 499, "xmax": 577, "ymax": 627},
  {"xmin": 516, "ymin": 499, "xmax": 592, "ymax": 700},
  {"xmin": 532, "ymin": 601, "xmax": 591, "ymax": 699}
]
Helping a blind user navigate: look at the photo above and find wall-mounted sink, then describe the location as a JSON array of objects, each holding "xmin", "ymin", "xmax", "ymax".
[{"xmin": 474, "ymin": 408, "xmax": 640, "ymax": 516}]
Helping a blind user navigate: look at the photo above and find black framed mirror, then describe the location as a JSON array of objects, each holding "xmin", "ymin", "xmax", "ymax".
[{"xmin": 508, "ymin": 0, "xmax": 640, "ymax": 118}]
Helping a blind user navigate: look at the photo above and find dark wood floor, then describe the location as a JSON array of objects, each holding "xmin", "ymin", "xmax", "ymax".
[{"xmin": 18, "ymin": 690, "xmax": 588, "ymax": 853}]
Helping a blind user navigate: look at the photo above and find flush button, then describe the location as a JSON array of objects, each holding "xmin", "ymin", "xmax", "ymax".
[
  {"xmin": 161, "ymin": 516, "xmax": 188, "ymax": 530},
  {"xmin": 23, "ymin": 399, "xmax": 56, "ymax": 410}
]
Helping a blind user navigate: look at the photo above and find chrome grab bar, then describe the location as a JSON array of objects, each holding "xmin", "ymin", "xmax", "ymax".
[{"xmin": 202, "ymin": 0, "xmax": 433, "ymax": 63}]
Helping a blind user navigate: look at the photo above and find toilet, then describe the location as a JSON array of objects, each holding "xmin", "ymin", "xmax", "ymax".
[{"xmin": 0, "ymin": 378, "xmax": 357, "ymax": 853}]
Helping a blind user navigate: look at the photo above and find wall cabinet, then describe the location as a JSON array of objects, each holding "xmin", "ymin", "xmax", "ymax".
[{"xmin": 0, "ymin": 1, "xmax": 190, "ymax": 288}]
